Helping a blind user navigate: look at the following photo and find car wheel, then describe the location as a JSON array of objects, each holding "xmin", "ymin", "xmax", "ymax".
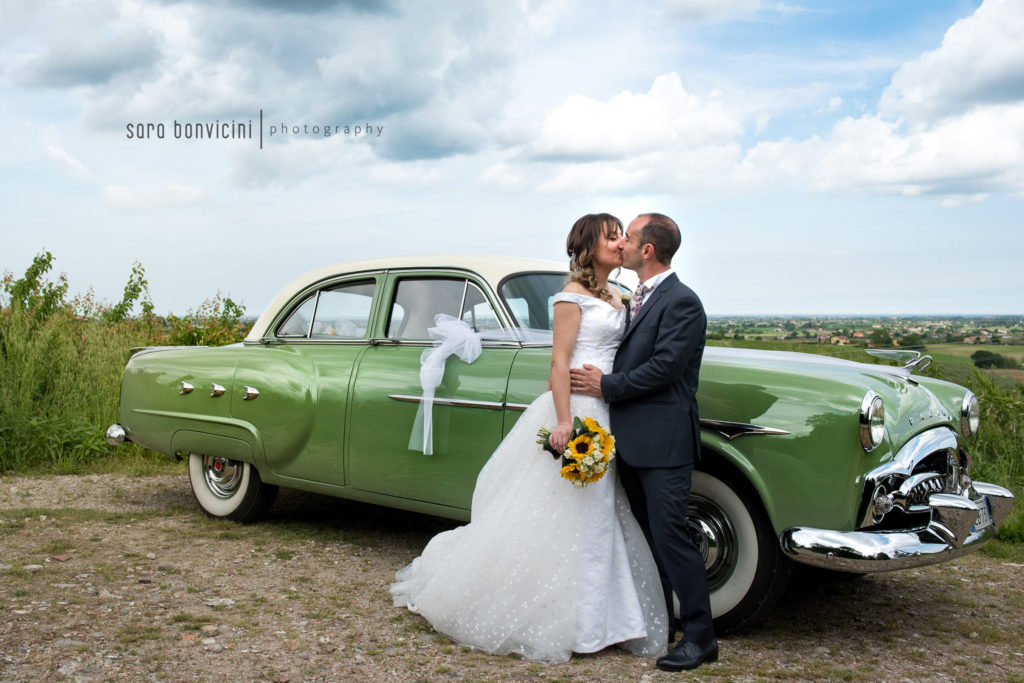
[
  {"xmin": 684, "ymin": 468, "xmax": 791, "ymax": 632},
  {"xmin": 188, "ymin": 453, "xmax": 278, "ymax": 522}
]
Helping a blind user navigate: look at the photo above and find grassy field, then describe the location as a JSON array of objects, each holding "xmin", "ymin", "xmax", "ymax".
[{"xmin": 939, "ymin": 344, "xmax": 1024, "ymax": 361}]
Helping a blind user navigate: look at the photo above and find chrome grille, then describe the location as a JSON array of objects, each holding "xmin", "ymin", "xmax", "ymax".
[{"xmin": 859, "ymin": 427, "xmax": 971, "ymax": 529}]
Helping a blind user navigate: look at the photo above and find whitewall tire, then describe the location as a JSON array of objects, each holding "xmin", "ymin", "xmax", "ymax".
[
  {"xmin": 188, "ymin": 453, "xmax": 277, "ymax": 522},
  {"xmin": 685, "ymin": 468, "xmax": 791, "ymax": 632}
]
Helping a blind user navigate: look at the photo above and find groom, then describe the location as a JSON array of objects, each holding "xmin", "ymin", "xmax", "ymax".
[{"xmin": 569, "ymin": 213, "xmax": 716, "ymax": 672}]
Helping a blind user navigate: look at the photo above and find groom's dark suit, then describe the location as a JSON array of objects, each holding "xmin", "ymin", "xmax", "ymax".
[{"xmin": 600, "ymin": 272, "xmax": 714, "ymax": 647}]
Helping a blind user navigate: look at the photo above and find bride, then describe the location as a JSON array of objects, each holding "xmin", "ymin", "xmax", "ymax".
[{"xmin": 391, "ymin": 214, "xmax": 668, "ymax": 663}]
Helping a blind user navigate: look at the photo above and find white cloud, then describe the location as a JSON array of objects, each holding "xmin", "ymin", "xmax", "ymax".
[
  {"xmin": 480, "ymin": 162, "xmax": 527, "ymax": 189},
  {"xmin": 41, "ymin": 127, "xmax": 92, "ymax": 180},
  {"xmin": 663, "ymin": 0, "xmax": 761, "ymax": 22},
  {"xmin": 527, "ymin": 73, "xmax": 745, "ymax": 193},
  {"xmin": 103, "ymin": 182, "xmax": 207, "ymax": 209},
  {"xmin": 880, "ymin": 0, "xmax": 1024, "ymax": 123},
  {"xmin": 732, "ymin": 0, "xmax": 1024, "ymax": 200},
  {"xmin": 369, "ymin": 161, "xmax": 444, "ymax": 185},
  {"xmin": 531, "ymin": 73, "xmax": 743, "ymax": 161},
  {"xmin": 739, "ymin": 103, "xmax": 1024, "ymax": 197},
  {"xmin": 518, "ymin": 0, "xmax": 578, "ymax": 33},
  {"xmin": 827, "ymin": 96, "xmax": 842, "ymax": 112}
]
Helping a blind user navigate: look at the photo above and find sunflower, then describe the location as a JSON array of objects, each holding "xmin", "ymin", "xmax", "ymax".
[
  {"xmin": 560, "ymin": 463, "xmax": 583, "ymax": 482},
  {"xmin": 583, "ymin": 416, "xmax": 602, "ymax": 433},
  {"xmin": 599, "ymin": 432, "xmax": 615, "ymax": 459},
  {"xmin": 567, "ymin": 434, "xmax": 594, "ymax": 460}
]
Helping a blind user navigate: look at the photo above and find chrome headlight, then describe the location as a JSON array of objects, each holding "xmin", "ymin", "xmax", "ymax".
[
  {"xmin": 859, "ymin": 391, "xmax": 885, "ymax": 452},
  {"xmin": 961, "ymin": 391, "xmax": 980, "ymax": 437}
]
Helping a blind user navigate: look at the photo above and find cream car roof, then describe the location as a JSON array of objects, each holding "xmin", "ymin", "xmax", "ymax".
[{"xmin": 244, "ymin": 255, "xmax": 567, "ymax": 342}]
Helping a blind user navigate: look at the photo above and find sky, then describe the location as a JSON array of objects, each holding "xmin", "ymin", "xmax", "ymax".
[{"xmin": 1, "ymin": 0, "xmax": 1022, "ymax": 316}]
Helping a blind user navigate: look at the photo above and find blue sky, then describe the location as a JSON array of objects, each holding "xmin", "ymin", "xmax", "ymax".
[{"xmin": 1, "ymin": 0, "xmax": 1021, "ymax": 316}]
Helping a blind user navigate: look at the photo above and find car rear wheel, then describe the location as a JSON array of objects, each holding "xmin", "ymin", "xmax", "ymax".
[
  {"xmin": 686, "ymin": 468, "xmax": 791, "ymax": 632},
  {"xmin": 188, "ymin": 453, "xmax": 278, "ymax": 522}
]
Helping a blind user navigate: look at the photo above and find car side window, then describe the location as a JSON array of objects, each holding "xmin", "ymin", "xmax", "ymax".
[
  {"xmin": 387, "ymin": 278, "xmax": 500, "ymax": 339},
  {"xmin": 278, "ymin": 295, "xmax": 316, "ymax": 337},
  {"xmin": 277, "ymin": 279, "xmax": 376, "ymax": 339},
  {"xmin": 310, "ymin": 280, "xmax": 375, "ymax": 338},
  {"xmin": 461, "ymin": 282, "xmax": 502, "ymax": 332}
]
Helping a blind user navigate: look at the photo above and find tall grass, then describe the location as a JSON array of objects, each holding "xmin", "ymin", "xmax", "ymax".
[
  {"xmin": 0, "ymin": 251, "xmax": 246, "ymax": 474},
  {"xmin": 964, "ymin": 371, "xmax": 1024, "ymax": 543},
  {"xmin": 0, "ymin": 308, "xmax": 149, "ymax": 472}
]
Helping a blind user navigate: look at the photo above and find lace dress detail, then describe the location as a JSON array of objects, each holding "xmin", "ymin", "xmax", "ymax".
[{"xmin": 391, "ymin": 292, "xmax": 667, "ymax": 663}]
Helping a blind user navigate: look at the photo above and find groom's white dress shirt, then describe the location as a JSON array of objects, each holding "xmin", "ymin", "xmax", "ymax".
[{"xmin": 634, "ymin": 268, "xmax": 675, "ymax": 310}]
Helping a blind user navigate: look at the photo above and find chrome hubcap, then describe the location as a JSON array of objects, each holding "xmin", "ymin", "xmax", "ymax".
[
  {"xmin": 687, "ymin": 494, "xmax": 739, "ymax": 592},
  {"xmin": 202, "ymin": 455, "xmax": 243, "ymax": 499}
]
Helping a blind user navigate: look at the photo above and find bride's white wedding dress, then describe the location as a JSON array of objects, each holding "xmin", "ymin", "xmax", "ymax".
[{"xmin": 391, "ymin": 292, "xmax": 668, "ymax": 663}]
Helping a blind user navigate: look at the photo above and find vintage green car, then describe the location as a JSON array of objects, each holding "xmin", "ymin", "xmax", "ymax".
[{"xmin": 107, "ymin": 256, "xmax": 1014, "ymax": 630}]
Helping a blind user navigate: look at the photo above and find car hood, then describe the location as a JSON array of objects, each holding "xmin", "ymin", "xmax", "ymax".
[{"xmin": 700, "ymin": 346, "xmax": 960, "ymax": 454}]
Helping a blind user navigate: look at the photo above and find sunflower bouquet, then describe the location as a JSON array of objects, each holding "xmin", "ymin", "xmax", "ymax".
[{"xmin": 536, "ymin": 416, "xmax": 616, "ymax": 488}]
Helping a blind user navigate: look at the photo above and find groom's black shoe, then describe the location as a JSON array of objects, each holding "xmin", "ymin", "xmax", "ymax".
[{"xmin": 656, "ymin": 639, "xmax": 718, "ymax": 672}]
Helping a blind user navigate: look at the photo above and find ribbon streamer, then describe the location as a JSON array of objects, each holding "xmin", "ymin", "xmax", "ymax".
[
  {"xmin": 408, "ymin": 316, "xmax": 554, "ymax": 454},
  {"xmin": 409, "ymin": 315, "xmax": 483, "ymax": 454}
]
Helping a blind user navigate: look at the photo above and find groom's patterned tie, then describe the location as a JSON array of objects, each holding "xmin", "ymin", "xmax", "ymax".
[{"xmin": 630, "ymin": 283, "xmax": 650, "ymax": 324}]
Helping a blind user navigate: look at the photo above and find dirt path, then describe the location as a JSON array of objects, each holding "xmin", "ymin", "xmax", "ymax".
[{"xmin": 1, "ymin": 474, "xmax": 1022, "ymax": 681}]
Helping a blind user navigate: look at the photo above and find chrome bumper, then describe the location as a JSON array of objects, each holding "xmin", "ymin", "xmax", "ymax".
[
  {"xmin": 780, "ymin": 481, "xmax": 1014, "ymax": 572},
  {"xmin": 105, "ymin": 423, "xmax": 127, "ymax": 446}
]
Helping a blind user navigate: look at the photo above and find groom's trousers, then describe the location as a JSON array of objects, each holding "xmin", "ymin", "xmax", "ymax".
[{"xmin": 618, "ymin": 458, "xmax": 715, "ymax": 647}]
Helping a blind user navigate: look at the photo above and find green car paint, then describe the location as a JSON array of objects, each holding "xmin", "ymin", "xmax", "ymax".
[{"xmin": 111, "ymin": 255, "xmax": 1014, "ymax": 630}]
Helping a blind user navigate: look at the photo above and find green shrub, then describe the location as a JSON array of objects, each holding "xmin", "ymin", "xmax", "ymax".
[
  {"xmin": 0, "ymin": 251, "xmax": 245, "ymax": 473},
  {"xmin": 962, "ymin": 370, "xmax": 1024, "ymax": 543}
]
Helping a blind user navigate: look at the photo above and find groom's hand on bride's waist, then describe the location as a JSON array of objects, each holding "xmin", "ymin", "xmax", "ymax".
[{"xmin": 569, "ymin": 365, "xmax": 604, "ymax": 398}]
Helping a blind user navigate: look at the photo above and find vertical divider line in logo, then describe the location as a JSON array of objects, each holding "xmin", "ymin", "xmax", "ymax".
[{"xmin": 260, "ymin": 109, "xmax": 263, "ymax": 150}]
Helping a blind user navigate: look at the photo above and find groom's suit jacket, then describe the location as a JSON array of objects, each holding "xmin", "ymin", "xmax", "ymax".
[{"xmin": 601, "ymin": 273, "xmax": 706, "ymax": 468}]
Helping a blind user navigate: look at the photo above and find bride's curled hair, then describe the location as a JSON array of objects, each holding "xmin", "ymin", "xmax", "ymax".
[{"xmin": 566, "ymin": 213, "xmax": 622, "ymax": 302}]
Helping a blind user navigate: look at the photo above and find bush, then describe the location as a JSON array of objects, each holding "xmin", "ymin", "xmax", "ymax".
[
  {"xmin": 962, "ymin": 370, "xmax": 1024, "ymax": 543},
  {"xmin": 0, "ymin": 251, "xmax": 246, "ymax": 473}
]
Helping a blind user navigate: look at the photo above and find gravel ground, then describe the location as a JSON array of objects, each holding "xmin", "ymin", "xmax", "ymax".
[{"xmin": 1, "ymin": 473, "xmax": 1023, "ymax": 682}]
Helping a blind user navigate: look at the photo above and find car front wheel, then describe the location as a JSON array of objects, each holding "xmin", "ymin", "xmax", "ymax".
[
  {"xmin": 685, "ymin": 468, "xmax": 791, "ymax": 632},
  {"xmin": 188, "ymin": 453, "xmax": 278, "ymax": 522}
]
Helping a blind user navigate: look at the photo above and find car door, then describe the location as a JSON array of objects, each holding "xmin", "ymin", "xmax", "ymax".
[
  {"xmin": 347, "ymin": 271, "xmax": 519, "ymax": 510},
  {"xmin": 231, "ymin": 275, "xmax": 381, "ymax": 486}
]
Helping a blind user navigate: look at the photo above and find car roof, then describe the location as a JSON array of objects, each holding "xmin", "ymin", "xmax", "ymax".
[{"xmin": 245, "ymin": 255, "xmax": 567, "ymax": 342}]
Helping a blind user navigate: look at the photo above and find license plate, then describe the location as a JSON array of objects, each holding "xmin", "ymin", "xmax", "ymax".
[{"xmin": 971, "ymin": 497, "xmax": 993, "ymax": 533}]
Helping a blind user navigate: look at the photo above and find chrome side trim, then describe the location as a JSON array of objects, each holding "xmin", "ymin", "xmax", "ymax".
[
  {"xmin": 368, "ymin": 338, "xmax": 522, "ymax": 349},
  {"xmin": 781, "ymin": 481, "xmax": 1013, "ymax": 572},
  {"xmin": 242, "ymin": 386, "xmax": 259, "ymax": 401},
  {"xmin": 387, "ymin": 394, "xmax": 505, "ymax": 411},
  {"xmin": 180, "ymin": 381, "xmax": 194, "ymax": 395},
  {"xmin": 505, "ymin": 402, "xmax": 531, "ymax": 412},
  {"xmin": 128, "ymin": 345, "xmax": 209, "ymax": 358},
  {"xmin": 699, "ymin": 419, "xmax": 790, "ymax": 440},
  {"xmin": 210, "ymin": 383, "xmax": 226, "ymax": 397}
]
